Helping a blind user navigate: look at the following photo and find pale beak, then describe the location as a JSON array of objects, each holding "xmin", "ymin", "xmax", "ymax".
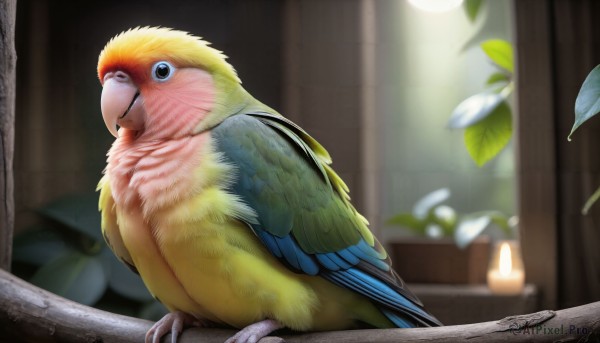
[{"xmin": 101, "ymin": 71, "xmax": 145, "ymax": 137}]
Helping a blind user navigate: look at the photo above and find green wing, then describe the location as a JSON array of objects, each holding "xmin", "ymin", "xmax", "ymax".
[
  {"xmin": 212, "ymin": 112, "xmax": 441, "ymax": 327},
  {"xmin": 213, "ymin": 112, "xmax": 372, "ymax": 255}
]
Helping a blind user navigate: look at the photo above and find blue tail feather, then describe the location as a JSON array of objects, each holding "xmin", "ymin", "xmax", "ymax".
[
  {"xmin": 380, "ymin": 308, "xmax": 417, "ymax": 328},
  {"xmin": 325, "ymin": 267, "xmax": 442, "ymax": 327}
]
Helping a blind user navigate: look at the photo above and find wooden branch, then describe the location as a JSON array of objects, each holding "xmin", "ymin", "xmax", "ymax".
[
  {"xmin": 0, "ymin": 0, "xmax": 16, "ymax": 271},
  {"xmin": 1, "ymin": 270, "xmax": 599, "ymax": 343}
]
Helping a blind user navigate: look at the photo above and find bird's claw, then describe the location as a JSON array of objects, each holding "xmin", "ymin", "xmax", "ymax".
[
  {"xmin": 225, "ymin": 319, "xmax": 283, "ymax": 343},
  {"xmin": 145, "ymin": 311, "xmax": 208, "ymax": 343}
]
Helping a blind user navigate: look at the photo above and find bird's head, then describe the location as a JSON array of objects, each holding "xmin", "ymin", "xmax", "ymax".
[{"xmin": 97, "ymin": 26, "xmax": 240, "ymax": 139}]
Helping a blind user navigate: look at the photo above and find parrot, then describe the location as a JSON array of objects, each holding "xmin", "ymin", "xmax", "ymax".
[{"xmin": 97, "ymin": 27, "xmax": 442, "ymax": 343}]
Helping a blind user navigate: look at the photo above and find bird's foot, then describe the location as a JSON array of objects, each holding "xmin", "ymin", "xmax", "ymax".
[
  {"xmin": 225, "ymin": 319, "xmax": 283, "ymax": 343},
  {"xmin": 146, "ymin": 311, "xmax": 211, "ymax": 343}
]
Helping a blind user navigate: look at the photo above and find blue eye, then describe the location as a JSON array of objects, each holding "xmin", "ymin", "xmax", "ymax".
[{"xmin": 151, "ymin": 61, "xmax": 175, "ymax": 81}]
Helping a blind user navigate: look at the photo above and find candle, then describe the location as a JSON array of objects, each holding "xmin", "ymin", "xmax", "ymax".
[{"xmin": 487, "ymin": 241, "xmax": 525, "ymax": 295}]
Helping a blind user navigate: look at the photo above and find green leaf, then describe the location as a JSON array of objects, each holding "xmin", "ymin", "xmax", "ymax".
[
  {"xmin": 570, "ymin": 64, "xmax": 600, "ymax": 141},
  {"xmin": 582, "ymin": 185, "xmax": 600, "ymax": 215},
  {"xmin": 431, "ymin": 205, "xmax": 457, "ymax": 234},
  {"xmin": 386, "ymin": 213, "xmax": 426, "ymax": 235},
  {"xmin": 386, "ymin": 213, "xmax": 423, "ymax": 229},
  {"xmin": 106, "ymin": 253, "xmax": 154, "ymax": 302},
  {"xmin": 30, "ymin": 251, "xmax": 108, "ymax": 305},
  {"xmin": 449, "ymin": 91, "xmax": 504, "ymax": 129},
  {"xmin": 486, "ymin": 72, "xmax": 509, "ymax": 86},
  {"xmin": 454, "ymin": 215, "xmax": 491, "ymax": 249},
  {"xmin": 486, "ymin": 211, "xmax": 511, "ymax": 234},
  {"xmin": 464, "ymin": 0, "xmax": 483, "ymax": 22},
  {"xmin": 413, "ymin": 188, "xmax": 451, "ymax": 219},
  {"xmin": 481, "ymin": 39, "xmax": 514, "ymax": 74},
  {"xmin": 463, "ymin": 210, "xmax": 512, "ymax": 237},
  {"xmin": 12, "ymin": 228, "xmax": 73, "ymax": 266},
  {"xmin": 38, "ymin": 193, "xmax": 103, "ymax": 242},
  {"xmin": 464, "ymin": 101, "xmax": 512, "ymax": 166}
]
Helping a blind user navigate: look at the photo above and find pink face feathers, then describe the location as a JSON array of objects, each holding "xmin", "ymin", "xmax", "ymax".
[{"xmin": 134, "ymin": 68, "xmax": 216, "ymax": 140}]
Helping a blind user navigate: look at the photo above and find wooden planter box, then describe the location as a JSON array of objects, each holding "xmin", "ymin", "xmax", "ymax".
[{"xmin": 388, "ymin": 237, "xmax": 491, "ymax": 284}]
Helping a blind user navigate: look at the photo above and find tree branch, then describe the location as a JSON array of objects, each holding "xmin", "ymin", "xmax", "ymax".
[
  {"xmin": 1, "ymin": 269, "xmax": 599, "ymax": 343},
  {"xmin": 0, "ymin": 0, "xmax": 17, "ymax": 271}
]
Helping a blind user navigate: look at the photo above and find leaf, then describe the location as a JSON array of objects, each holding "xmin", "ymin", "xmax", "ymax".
[
  {"xmin": 464, "ymin": 0, "xmax": 483, "ymax": 22},
  {"xmin": 487, "ymin": 211, "xmax": 511, "ymax": 234},
  {"xmin": 448, "ymin": 91, "xmax": 504, "ymax": 129},
  {"xmin": 466, "ymin": 210, "xmax": 512, "ymax": 237},
  {"xmin": 486, "ymin": 72, "xmax": 509, "ymax": 86},
  {"xmin": 432, "ymin": 205, "xmax": 457, "ymax": 234},
  {"xmin": 454, "ymin": 215, "xmax": 492, "ymax": 249},
  {"xmin": 38, "ymin": 193, "xmax": 103, "ymax": 242},
  {"xmin": 582, "ymin": 185, "xmax": 600, "ymax": 215},
  {"xmin": 106, "ymin": 253, "xmax": 154, "ymax": 302},
  {"xmin": 413, "ymin": 188, "xmax": 451, "ymax": 219},
  {"xmin": 386, "ymin": 213, "xmax": 423, "ymax": 229},
  {"xmin": 481, "ymin": 39, "xmax": 514, "ymax": 74},
  {"xmin": 570, "ymin": 64, "xmax": 600, "ymax": 141},
  {"xmin": 12, "ymin": 228, "xmax": 73, "ymax": 266},
  {"xmin": 464, "ymin": 101, "xmax": 512, "ymax": 166},
  {"xmin": 30, "ymin": 251, "xmax": 108, "ymax": 305}
]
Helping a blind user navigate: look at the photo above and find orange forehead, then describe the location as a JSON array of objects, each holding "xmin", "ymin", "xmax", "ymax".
[
  {"xmin": 97, "ymin": 26, "xmax": 239, "ymax": 85},
  {"xmin": 98, "ymin": 57, "xmax": 149, "ymax": 85}
]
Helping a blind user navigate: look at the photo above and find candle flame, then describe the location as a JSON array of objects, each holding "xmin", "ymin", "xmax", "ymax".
[{"xmin": 499, "ymin": 242, "xmax": 512, "ymax": 276}]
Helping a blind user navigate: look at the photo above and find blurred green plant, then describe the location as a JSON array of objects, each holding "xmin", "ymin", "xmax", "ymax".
[
  {"xmin": 387, "ymin": 188, "xmax": 515, "ymax": 249},
  {"xmin": 463, "ymin": 0, "xmax": 483, "ymax": 23},
  {"xmin": 569, "ymin": 64, "xmax": 600, "ymax": 214},
  {"xmin": 11, "ymin": 193, "xmax": 167, "ymax": 320},
  {"xmin": 448, "ymin": 39, "xmax": 514, "ymax": 167}
]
